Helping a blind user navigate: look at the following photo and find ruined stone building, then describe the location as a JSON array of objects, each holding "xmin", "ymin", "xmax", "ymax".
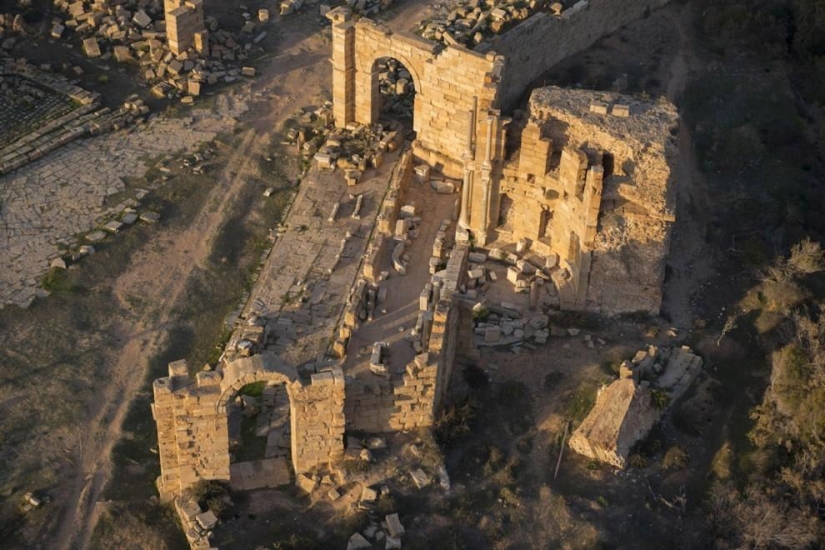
[
  {"xmin": 497, "ymin": 88, "xmax": 677, "ymax": 314},
  {"xmin": 329, "ymin": 0, "xmax": 678, "ymax": 315},
  {"xmin": 153, "ymin": 0, "xmax": 679, "ymax": 521}
]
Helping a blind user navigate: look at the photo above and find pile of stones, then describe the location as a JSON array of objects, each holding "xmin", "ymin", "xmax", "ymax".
[
  {"xmin": 417, "ymin": 0, "xmax": 565, "ymax": 48},
  {"xmin": 174, "ymin": 495, "xmax": 220, "ymax": 549},
  {"xmin": 376, "ymin": 57, "xmax": 414, "ymax": 121},
  {"xmin": 282, "ymin": 0, "xmax": 393, "ymax": 18},
  {"xmin": 306, "ymin": 116, "xmax": 405, "ymax": 185},
  {"xmin": 50, "ymin": 0, "xmax": 267, "ymax": 101},
  {"xmin": 347, "ymin": 512, "xmax": 406, "ymax": 549},
  {"xmin": 0, "ymin": 12, "xmax": 31, "ymax": 41}
]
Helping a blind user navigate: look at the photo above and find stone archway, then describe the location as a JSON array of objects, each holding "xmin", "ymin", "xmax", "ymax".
[
  {"xmin": 152, "ymin": 356, "xmax": 346, "ymax": 500},
  {"xmin": 370, "ymin": 56, "xmax": 419, "ymax": 133},
  {"xmin": 217, "ymin": 354, "xmax": 297, "ymax": 413},
  {"xmin": 327, "ymin": 8, "xmax": 505, "ymax": 177},
  {"xmin": 217, "ymin": 355, "xmax": 299, "ymax": 490}
]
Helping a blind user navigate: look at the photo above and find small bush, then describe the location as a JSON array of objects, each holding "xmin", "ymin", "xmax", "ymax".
[
  {"xmin": 628, "ymin": 453, "xmax": 648, "ymax": 468},
  {"xmin": 661, "ymin": 446, "xmax": 689, "ymax": 470},
  {"xmin": 434, "ymin": 400, "xmax": 476, "ymax": 444},
  {"xmin": 650, "ymin": 389, "xmax": 670, "ymax": 410}
]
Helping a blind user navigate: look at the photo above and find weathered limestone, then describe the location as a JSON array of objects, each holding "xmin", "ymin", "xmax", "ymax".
[
  {"xmin": 152, "ymin": 356, "xmax": 345, "ymax": 501},
  {"xmin": 568, "ymin": 377, "xmax": 660, "ymax": 468},
  {"xmin": 327, "ymin": 8, "xmax": 506, "ymax": 179},
  {"xmin": 330, "ymin": 1, "xmax": 673, "ymax": 178},
  {"xmin": 165, "ymin": 0, "xmax": 205, "ymax": 55},
  {"xmin": 568, "ymin": 346, "xmax": 703, "ymax": 467},
  {"xmin": 497, "ymin": 87, "xmax": 677, "ymax": 314}
]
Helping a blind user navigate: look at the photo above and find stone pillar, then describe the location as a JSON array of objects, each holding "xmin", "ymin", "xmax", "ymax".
[
  {"xmin": 459, "ymin": 109, "xmax": 474, "ymax": 230},
  {"xmin": 327, "ymin": 8, "xmax": 355, "ymax": 127},
  {"xmin": 477, "ymin": 116, "xmax": 495, "ymax": 245},
  {"xmin": 288, "ymin": 368, "xmax": 346, "ymax": 474}
]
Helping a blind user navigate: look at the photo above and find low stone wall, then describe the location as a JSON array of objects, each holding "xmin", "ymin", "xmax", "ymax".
[
  {"xmin": 343, "ymin": 245, "xmax": 469, "ymax": 432},
  {"xmin": 374, "ymin": 150, "xmax": 414, "ymax": 239}
]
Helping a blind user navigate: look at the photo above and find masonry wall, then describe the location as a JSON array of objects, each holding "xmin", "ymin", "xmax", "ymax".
[
  {"xmin": 344, "ymin": 246, "xmax": 468, "ymax": 432},
  {"xmin": 152, "ymin": 358, "xmax": 346, "ymax": 501},
  {"xmin": 481, "ymin": 0, "xmax": 673, "ymax": 110},
  {"xmin": 289, "ymin": 370, "xmax": 347, "ymax": 473},
  {"xmin": 328, "ymin": 9, "xmax": 504, "ymax": 178},
  {"xmin": 166, "ymin": 0, "xmax": 204, "ymax": 55},
  {"xmin": 153, "ymin": 362, "xmax": 230, "ymax": 500}
]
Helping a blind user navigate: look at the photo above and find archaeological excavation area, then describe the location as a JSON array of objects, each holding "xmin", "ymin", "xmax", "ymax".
[
  {"xmin": 8, "ymin": 0, "xmax": 825, "ymax": 546},
  {"xmin": 142, "ymin": 1, "xmax": 699, "ymax": 548}
]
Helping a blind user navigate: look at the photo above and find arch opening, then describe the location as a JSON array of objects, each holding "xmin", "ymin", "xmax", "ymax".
[
  {"xmin": 218, "ymin": 356, "xmax": 299, "ymax": 490},
  {"xmin": 372, "ymin": 57, "xmax": 417, "ymax": 135},
  {"xmin": 224, "ymin": 378, "xmax": 295, "ymax": 490}
]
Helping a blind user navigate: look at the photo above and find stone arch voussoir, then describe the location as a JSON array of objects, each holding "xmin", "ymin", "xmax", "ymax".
[{"xmin": 217, "ymin": 354, "xmax": 298, "ymax": 413}]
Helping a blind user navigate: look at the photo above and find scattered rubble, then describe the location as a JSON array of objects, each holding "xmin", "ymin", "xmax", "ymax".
[
  {"xmin": 417, "ymin": 0, "xmax": 569, "ymax": 48},
  {"xmin": 18, "ymin": 492, "xmax": 43, "ymax": 513},
  {"xmin": 175, "ymin": 494, "xmax": 221, "ymax": 549},
  {"xmin": 47, "ymin": 0, "xmax": 267, "ymax": 102}
]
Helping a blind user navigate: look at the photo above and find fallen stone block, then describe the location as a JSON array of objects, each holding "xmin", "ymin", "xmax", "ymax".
[
  {"xmin": 195, "ymin": 510, "xmax": 218, "ymax": 530},
  {"xmin": 410, "ymin": 468, "xmax": 429, "ymax": 488},
  {"xmin": 296, "ymin": 473, "xmax": 317, "ymax": 493},
  {"xmin": 133, "ymin": 9, "xmax": 151, "ymax": 28},
  {"xmin": 360, "ymin": 485, "xmax": 378, "ymax": 503},
  {"xmin": 347, "ymin": 533, "xmax": 372, "ymax": 550},
  {"xmin": 83, "ymin": 38, "xmax": 101, "ymax": 58},
  {"xmin": 385, "ymin": 513, "xmax": 405, "ymax": 538}
]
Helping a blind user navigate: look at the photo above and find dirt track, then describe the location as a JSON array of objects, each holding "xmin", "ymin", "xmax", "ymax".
[
  {"xmin": 48, "ymin": 0, "xmax": 444, "ymax": 545},
  {"xmin": 52, "ymin": 22, "xmax": 328, "ymax": 550}
]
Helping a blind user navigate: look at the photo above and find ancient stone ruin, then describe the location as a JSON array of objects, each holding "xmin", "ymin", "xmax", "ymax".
[
  {"xmin": 152, "ymin": 1, "xmax": 683, "ymax": 546},
  {"xmin": 568, "ymin": 346, "xmax": 703, "ymax": 467},
  {"xmin": 153, "ymin": 355, "xmax": 346, "ymax": 501},
  {"xmin": 328, "ymin": 0, "xmax": 678, "ymax": 315},
  {"xmin": 0, "ymin": 56, "xmax": 149, "ymax": 177},
  {"xmin": 495, "ymin": 87, "xmax": 678, "ymax": 314}
]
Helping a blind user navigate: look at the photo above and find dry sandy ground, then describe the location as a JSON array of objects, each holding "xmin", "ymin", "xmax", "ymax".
[
  {"xmin": 48, "ymin": 1, "xmax": 445, "ymax": 548},
  {"xmin": 50, "ymin": 15, "xmax": 331, "ymax": 550}
]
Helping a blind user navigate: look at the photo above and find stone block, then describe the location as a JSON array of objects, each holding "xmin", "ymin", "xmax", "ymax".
[
  {"xmin": 386, "ymin": 513, "xmax": 405, "ymax": 538},
  {"xmin": 83, "ymin": 38, "xmax": 101, "ymax": 58},
  {"xmin": 506, "ymin": 266, "xmax": 520, "ymax": 284}
]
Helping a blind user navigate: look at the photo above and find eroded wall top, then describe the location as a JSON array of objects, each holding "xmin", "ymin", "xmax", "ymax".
[{"xmin": 529, "ymin": 86, "xmax": 679, "ymax": 222}]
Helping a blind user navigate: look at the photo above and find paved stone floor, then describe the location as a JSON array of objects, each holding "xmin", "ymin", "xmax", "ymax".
[
  {"xmin": 244, "ymin": 151, "xmax": 402, "ymax": 368},
  {"xmin": 0, "ymin": 94, "xmax": 248, "ymax": 309},
  {"xmin": 342, "ymin": 180, "xmax": 459, "ymax": 376},
  {"xmin": 229, "ymin": 457, "xmax": 291, "ymax": 491}
]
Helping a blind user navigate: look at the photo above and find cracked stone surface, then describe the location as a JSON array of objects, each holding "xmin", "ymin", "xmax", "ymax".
[{"xmin": 0, "ymin": 95, "xmax": 248, "ymax": 309}]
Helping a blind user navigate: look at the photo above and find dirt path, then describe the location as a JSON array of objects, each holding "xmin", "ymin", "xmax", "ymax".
[
  {"xmin": 660, "ymin": 1, "xmax": 715, "ymax": 329},
  {"xmin": 52, "ymin": 16, "xmax": 334, "ymax": 550},
  {"xmin": 47, "ymin": 3, "xmax": 466, "ymax": 546},
  {"xmin": 54, "ymin": 124, "xmax": 261, "ymax": 550}
]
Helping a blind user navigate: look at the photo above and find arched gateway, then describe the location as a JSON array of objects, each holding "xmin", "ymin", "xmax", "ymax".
[{"xmin": 152, "ymin": 356, "xmax": 345, "ymax": 501}]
